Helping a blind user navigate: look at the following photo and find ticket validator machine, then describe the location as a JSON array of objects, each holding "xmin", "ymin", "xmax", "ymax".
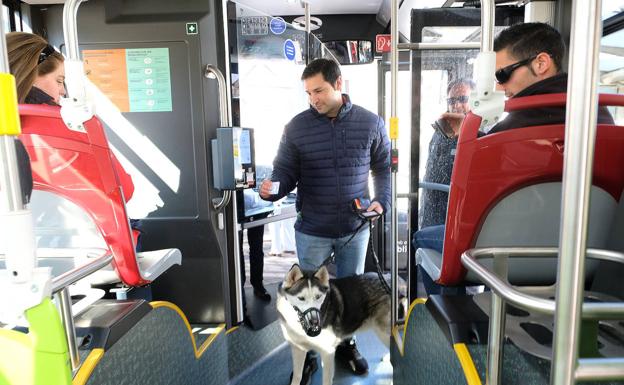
[{"xmin": 212, "ymin": 127, "xmax": 256, "ymax": 190}]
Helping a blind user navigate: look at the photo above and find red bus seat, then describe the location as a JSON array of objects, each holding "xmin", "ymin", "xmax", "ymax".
[
  {"xmin": 18, "ymin": 104, "xmax": 180, "ymax": 286},
  {"xmin": 418, "ymin": 93, "xmax": 624, "ymax": 287}
]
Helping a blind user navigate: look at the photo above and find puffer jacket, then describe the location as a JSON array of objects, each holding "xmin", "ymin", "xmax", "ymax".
[{"xmin": 267, "ymin": 95, "xmax": 391, "ymax": 238}]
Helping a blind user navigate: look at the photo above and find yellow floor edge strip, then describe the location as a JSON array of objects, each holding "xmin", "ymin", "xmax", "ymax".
[
  {"xmin": 392, "ymin": 298, "xmax": 427, "ymax": 357},
  {"xmin": 150, "ymin": 301, "xmax": 226, "ymax": 359},
  {"xmin": 73, "ymin": 348, "xmax": 104, "ymax": 385},
  {"xmin": 453, "ymin": 343, "xmax": 483, "ymax": 385}
]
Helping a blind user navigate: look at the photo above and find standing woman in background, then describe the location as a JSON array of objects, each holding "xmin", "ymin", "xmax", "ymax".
[{"xmin": 6, "ymin": 32, "xmax": 65, "ymax": 105}]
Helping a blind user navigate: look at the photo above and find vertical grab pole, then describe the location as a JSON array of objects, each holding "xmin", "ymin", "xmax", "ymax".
[
  {"xmin": 551, "ymin": 0, "xmax": 603, "ymax": 384},
  {"xmin": 204, "ymin": 63, "xmax": 242, "ymax": 325},
  {"xmin": 389, "ymin": 0, "xmax": 399, "ymax": 327},
  {"xmin": 304, "ymin": 1, "xmax": 311, "ymax": 63},
  {"xmin": 0, "ymin": 29, "xmax": 23, "ymax": 212},
  {"xmin": 478, "ymin": 3, "xmax": 501, "ymax": 383},
  {"xmin": 486, "ymin": 253, "xmax": 508, "ymax": 385},
  {"xmin": 62, "ymin": 0, "xmax": 83, "ymax": 61},
  {"xmin": 481, "ymin": 0, "xmax": 494, "ymax": 52}
]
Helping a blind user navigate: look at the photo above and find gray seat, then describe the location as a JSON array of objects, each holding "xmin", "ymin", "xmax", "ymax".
[{"xmin": 419, "ymin": 183, "xmax": 616, "ymax": 286}]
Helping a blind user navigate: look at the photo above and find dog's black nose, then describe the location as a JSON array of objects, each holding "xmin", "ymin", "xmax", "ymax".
[{"xmin": 306, "ymin": 326, "xmax": 321, "ymax": 337}]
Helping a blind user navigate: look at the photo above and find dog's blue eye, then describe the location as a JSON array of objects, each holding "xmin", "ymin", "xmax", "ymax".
[{"xmin": 314, "ymin": 294, "xmax": 321, "ymax": 300}]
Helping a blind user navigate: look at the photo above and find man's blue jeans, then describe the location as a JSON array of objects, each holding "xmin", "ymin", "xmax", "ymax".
[
  {"xmin": 412, "ymin": 224, "xmax": 445, "ymax": 253},
  {"xmin": 295, "ymin": 228, "xmax": 370, "ymax": 278}
]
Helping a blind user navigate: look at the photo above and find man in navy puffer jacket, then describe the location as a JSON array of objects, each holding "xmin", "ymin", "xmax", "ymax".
[{"xmin": 260, "ymin": 58, "xmax": 390, "ymax": 377}]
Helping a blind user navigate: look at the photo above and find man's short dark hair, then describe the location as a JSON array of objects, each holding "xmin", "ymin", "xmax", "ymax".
[
  {"xmin": 447, "ymin": 78, "xmax": 476, "ymax": 95},
  {"xmin": 301, "ymin": 58, "xmax": 341, "ymax": 85},
  {"xmin": 493, "ymin": 22, "xmax": 565, "ymax": 73}
]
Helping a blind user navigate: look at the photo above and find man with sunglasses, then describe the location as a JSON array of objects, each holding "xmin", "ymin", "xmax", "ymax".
[
  {"xmin": 420, "ymin": 78, "xmax": 475, "ymax": 230},
  {"xmin": 413, "ymin": 23, "xmax": 613, "ymax": 295},
  {"xmin": 414, "ymin": 79, "xmax": 474, "ymax": 295},
  {"xmin": 442, "ymin": 22, "xmax": 612, "ymax": 136},
  {"xmin": 489, "ymin": 22, "xmax": 612, "ymax": 133}
]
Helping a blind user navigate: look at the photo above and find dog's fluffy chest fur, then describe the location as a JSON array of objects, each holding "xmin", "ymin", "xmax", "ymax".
[{"xmin": 276, "ymin": 296, "xmax": 343, "ymax": 353}]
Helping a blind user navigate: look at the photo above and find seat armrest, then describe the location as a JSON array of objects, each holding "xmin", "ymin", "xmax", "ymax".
[
  {"xmin": 136, "ymin": 249, "xmax": 182, "ymax": 281},
  {"xmin": 416, "ymin": 248, "xmax": 443, "ymax": 282}
]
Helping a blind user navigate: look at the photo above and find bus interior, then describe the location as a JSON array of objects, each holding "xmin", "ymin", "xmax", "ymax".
[{"xmin": 1, "ymin": 0, "xmax": 624, "ymax": 384}]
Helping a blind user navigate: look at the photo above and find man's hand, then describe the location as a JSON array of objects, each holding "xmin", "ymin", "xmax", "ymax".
[
  {"xmin": 259, "ymin": 180, "xmax": 273, "ymax": 199},
  {"xmin": 440, "ymin": 112, "xmax": 466, "ymax": 137},
  {"xmin": 367, "ymin": 201, "xmax": 384, "ymax": 220}
]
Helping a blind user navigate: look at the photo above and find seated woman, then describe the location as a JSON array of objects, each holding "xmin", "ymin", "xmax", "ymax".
[
  {"xmin": 7, "ymin": 32, "xmax": 65, "ymax": 105},
  {"xmin": 6, "ymin": 32, "xmax": 142, "ymax": 249}
]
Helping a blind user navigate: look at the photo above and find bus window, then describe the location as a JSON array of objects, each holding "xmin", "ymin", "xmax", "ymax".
[
  {"xmin": 341, "ymin": 61, "xmax": 378, "ymax": 115},
  {"xmin": 231, "ymin": 1, "xmax": 338, "ymax": 180},
  {"xmin": 600, "ymin": 27, "xmax": 624, "ymax": 124}
]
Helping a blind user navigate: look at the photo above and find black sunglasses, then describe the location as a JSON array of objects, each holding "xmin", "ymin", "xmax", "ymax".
[
  {"xmin": 447, "ymin": 95, "xmax": 470, "ymax": 105},
  {"xmin": 38, "ymin": 45, "xmax": 56, "ymax": 65},
  {"xmin": 494, "ymin": 55, "xmax": 537, "ymax": 84}
]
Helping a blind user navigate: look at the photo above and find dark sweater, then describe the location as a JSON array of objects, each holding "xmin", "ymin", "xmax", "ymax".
[
  {"xmin": 268, "ymin": 95, "xmax": 391, "ymax": 238},
  {"xmin": 25, "ymin": 86, "xmax": 57, "ymax": 106},
  {"xmin": 489, "ymin": 73, "xmax": 614, "ymax": 134}
]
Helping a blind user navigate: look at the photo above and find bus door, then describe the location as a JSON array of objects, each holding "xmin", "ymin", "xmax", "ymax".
[{"xmin": 41, "ymin": 0, "xmax": 233, "ymax": 325}]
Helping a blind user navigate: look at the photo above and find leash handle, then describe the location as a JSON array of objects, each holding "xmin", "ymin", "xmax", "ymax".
[{"xmin": 318, "ymin": 218, "xmax": 391, "ymax": 296}]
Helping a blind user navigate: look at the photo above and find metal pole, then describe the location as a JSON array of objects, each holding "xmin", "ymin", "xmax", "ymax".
[
  {"xmin": 481, "ymin": 0, "xmax": 495, "ymax": 52},
  {"xmin": 486, "ymin": 254, "xmax": 508, "ymax": 385},
  {"xmin": 231, "ymin": 197, "xmax": 244, "ymax": 324},
  {"xmin": 0, "ymin": 23, "xmax": 8, "ymax": 71},
  {"xmin": 0, "ymin": 138, "xmax": 23, "ymax": 212},
  {"xmin": 205, "ymin": 34, "xmax": 242, "ymax": 323},
  {"xmin": 390, "ymin": 0, "xmax": 399, "ymax": 327},
  {"xmin": 51, "ymin": 254, "xmax": 113, "ymax": 294},
  {"xmin": 204, "ymin": 64, "xmax": 230, "ymax": 127},
  {"xmin": 204, "ymin": 65, "xmax": 230, "ymax": 208},
  {"xmin": 0, "ymin": 13, "xmax": 24, "ymax": 212},
  {"xmin": 397, "ymin": 42, "xmax": 481, "ymax": 50},
  {"xmin": 62, "ymin": 0, "xmax": 83, "ymax": 60},
  {"xmin": 304, "ymin": 1, "xmax": 311, "ymax": 63},
  {"xmin": 487, "ymin": 293, "xmax": 505, "ymax": 385},
  {"xmin": 576, "ymin": 358, "xmax": 624, "ymax": 381},
  {"xmin": 56, "ymin": 287, "xmax": 80, "ymax": 371},
  {"xmin": 551, "ymin": 0, "xmax": 603, "ymax": 384}
]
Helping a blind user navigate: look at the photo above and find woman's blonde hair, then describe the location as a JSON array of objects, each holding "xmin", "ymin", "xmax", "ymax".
[{"xmin": 6, "ymin": 32, "xmax": 64, "ymax": 103}]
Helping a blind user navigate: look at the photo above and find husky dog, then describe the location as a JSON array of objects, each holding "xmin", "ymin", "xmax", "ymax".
[{"xmin": 277, "ymin": 264, "xmax": 399, "ymax": 385}]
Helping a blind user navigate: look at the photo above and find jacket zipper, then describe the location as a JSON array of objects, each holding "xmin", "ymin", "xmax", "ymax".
[{"xmin": 331, "ymin": 118, "xmax": 342, "ymax": 236}]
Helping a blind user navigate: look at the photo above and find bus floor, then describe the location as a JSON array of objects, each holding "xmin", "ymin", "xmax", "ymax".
[{"xmin": 228, "ymin": 319, "xmax": 392, "ymax": 385}]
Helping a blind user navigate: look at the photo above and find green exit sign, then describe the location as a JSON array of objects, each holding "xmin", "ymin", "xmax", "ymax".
[{"xmin": 186, "ymin": 22, "xmax": 198, "ymax": 35}]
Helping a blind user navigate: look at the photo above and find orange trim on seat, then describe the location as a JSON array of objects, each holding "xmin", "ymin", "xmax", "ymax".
[
  {"xmin": 391, "ymin": 298, "xmax": 426, "ymax": 357},
  {"xmin": 72, "ymin": 349, "xmax": 104, "ymax": 385},
  {"xmin": 453, "ymin": 343, "xmax": 482, "ymax": 385},
  {"xmin": 149, "ymin": 301, "xmax": 225, "ymax": 359}
]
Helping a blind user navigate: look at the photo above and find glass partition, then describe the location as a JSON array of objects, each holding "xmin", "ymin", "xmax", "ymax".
[
  {"xmin": 231, "ymin": 1, "xmax": 337, "ymax": 178},
  {"xmin": 600, "ymin": 28, "xmax": 624, "ymax": 124}
]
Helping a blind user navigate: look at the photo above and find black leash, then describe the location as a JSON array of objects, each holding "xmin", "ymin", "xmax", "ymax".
[
  {"xmin": 319, "ymin": 218, "xmax": 392, "ymax": 295},
  {"xmin": 319, "ymin": 219, "xmax": 368, "ymax": 267}
]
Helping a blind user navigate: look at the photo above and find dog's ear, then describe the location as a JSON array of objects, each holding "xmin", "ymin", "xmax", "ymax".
[
  {"xmin": 283, "ymin": 264, "xmax": 303, "ymax": 289},
  {"xmin": 314, "ymin": 266, "xmax": 329, "ymax": 286}
]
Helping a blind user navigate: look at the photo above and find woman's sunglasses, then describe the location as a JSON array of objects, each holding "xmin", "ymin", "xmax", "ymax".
[
  {"xmin": 38, "ymin": 45, "xmax": 56, "ymax": 65},
  {"xmin": 494, "ymin": 55, "xmax": 537, "ymax": 84}
]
